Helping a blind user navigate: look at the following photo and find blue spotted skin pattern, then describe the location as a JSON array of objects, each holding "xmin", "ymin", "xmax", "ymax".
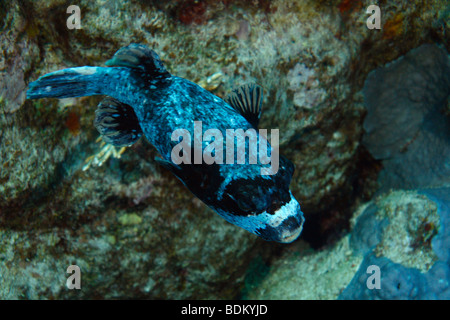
[{"xmin": 27, "ymin": 44, "xmax": 305, "ymax": 243}]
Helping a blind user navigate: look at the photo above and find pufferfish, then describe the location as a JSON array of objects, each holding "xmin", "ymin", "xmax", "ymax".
[{"xmin": 26, "ymin": 44, "xmax": 305, "ymax": 243}]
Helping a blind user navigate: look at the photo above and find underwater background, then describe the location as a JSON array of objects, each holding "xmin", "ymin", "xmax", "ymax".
[{"xmin": 0, "ymin": 0, "xmax": 449, "ymax": 299}]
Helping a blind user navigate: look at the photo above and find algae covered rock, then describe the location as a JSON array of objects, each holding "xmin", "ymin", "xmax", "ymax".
[
  {"xmin": 0, "ymin": 146, "xmax": 260, "ymax": 299},
  {"xmin": 245, "ymin": 189, "xmax": 449, "ymax": 300},
  {"xmin": 341, "ymin": 188, "xmax": 449, "ymax": 299},
  {"xmin": 243, "ymin": 237, "xmax": 362, "ymax": 300}
]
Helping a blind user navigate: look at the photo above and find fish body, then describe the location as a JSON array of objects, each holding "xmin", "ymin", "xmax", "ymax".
[{"xmin": 27, "ymin": 44, "xmax": 304, "ymax": 243}]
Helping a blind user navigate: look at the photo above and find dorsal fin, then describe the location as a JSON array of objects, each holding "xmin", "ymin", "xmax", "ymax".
[
  {"xmin": 105, "ymin": 44, "xmax": 170, "ymax": 79},
  {"xmin": 94, "ymin": 97, "xmax": 143, "ymax": 147},
  {"xmin": 225, "ymin": 83, "xmax": 263, "ymax": 128}
]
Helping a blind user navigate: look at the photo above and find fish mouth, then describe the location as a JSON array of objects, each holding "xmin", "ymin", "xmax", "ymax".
[
  {"xmin": 274, "ymin": 195, "xmax": 305, "ymax": 243},
  {"xmin": 254, "ymin": 193, "xmax": 305, "ymax": 243},
  {"xmin": 278, "ymin": 216, "xmax": 304, "ymax": 243}
]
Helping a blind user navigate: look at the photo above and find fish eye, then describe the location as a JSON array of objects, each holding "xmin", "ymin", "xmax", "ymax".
[
  {"xmin": 272, "ymin": 198, "xmax": 280, "ymax": 207},
  {"xmin": 268, "ymin": 198, "xmax": 281, "ymax": 212},
  {"xmin": 237, "ymin": 199, "xmax": 252, "ymax": 212}
]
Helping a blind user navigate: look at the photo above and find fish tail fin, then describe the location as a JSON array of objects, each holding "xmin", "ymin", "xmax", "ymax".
[{"xmin": 27, "ymin": 66, "xmax": 108, "ymax": 99}]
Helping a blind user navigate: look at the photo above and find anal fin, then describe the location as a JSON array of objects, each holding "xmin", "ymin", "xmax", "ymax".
[
  {"xmin": 155, "ymin": 157, "xmax": 186, "ymax": 180},
  {"xmin": 225, "ymin": 83, "xmax": 263, "ymax": 128}
]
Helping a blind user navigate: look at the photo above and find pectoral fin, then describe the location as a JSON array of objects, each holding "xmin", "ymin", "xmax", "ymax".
[{"xmin": 94, "ymin": 97, "xmax": 143, "ymax": 147}]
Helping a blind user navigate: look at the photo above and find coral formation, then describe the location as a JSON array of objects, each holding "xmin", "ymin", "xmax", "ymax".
[{"xmin": 287, "ymin": 63, "xmax": 327, "ymax": 110}]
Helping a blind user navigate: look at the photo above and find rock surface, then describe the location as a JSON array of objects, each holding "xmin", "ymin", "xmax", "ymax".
[
  {"xmin": 246, "ymin": 189, "xmax": 449, "ymax": 300},
  {"xmin": 0, "ymin": 0, "xmax": 448, "ymax": 299},
  {"xmin": 362, "ymin": 44, "xmax": 450, "ymax": 191}
]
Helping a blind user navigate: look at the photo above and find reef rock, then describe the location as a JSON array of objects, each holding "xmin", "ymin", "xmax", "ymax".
[
  {"xmin": 245, "ymin": 189, "xmax": 450, "ymax": 300},
  {"xmin": 0, "ymin": 143, "xmax": 260, "ymax": 299},
  {"xmin": 0, "ymin": 0, "xmax": 448, "ymax": 299},
  {"xmin": 362, "ymin": 44, "xmax": 450, "ymax": 190},
  {"xmin": 340, "ymin": 188, "xmax": 450, "ymax": 299}
]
